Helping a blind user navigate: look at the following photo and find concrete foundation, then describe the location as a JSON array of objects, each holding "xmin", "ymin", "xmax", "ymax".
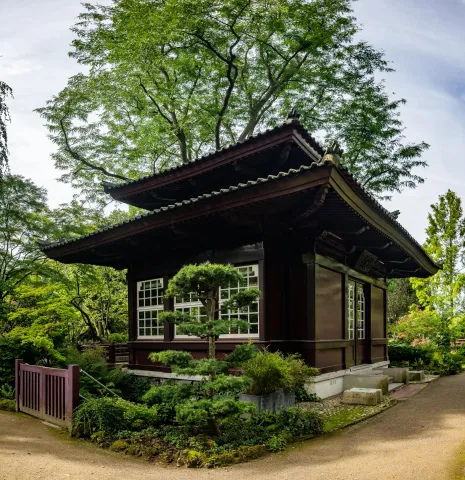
[
  {"xmin": 380, "ymin": 367, "xmax": 409, "ymax": 385},
  {"xmin": 239, "ymin": 389, "xmax": 295, "ymax": 413},
  {"xmin": 342, "ymin": 388, "xmax": 383, "ymax": 406},
  {"xmin": 343, "ymin": 374, "xmax": 389, "ymax": 395},
  {"xmin": 304, "ymin": 361, "xmax": 390, "ymax": 399},
  {"xmin": 408, "ymin": 370, "xmax": 425, "ymax": 382}
]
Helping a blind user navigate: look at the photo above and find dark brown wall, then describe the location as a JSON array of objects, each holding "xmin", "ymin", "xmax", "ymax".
[
  {"xmin": 371, "ymin": 286, "xmax": 387, "ymax": 361},
  {"xmin": 315, "ymin": 265, "xmax": 343, "ymax": 341}
]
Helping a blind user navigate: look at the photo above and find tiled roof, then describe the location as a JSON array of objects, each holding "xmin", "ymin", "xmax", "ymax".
[
  {"xmin": 40, "ymin": 161, "xmax": 326, "ymax": 251},
  {"xmin": 103, "ymin": 121, "xmax": 324, "ymax": 193}
]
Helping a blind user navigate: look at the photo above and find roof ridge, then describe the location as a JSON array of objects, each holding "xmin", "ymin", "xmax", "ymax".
[
  {"xmin": 103, "ymin": 121, "xmax": 324, "ymax": 192},
  {"xmin": 40, "ymin": 162, "xmax": 324, "ymax": 251}
]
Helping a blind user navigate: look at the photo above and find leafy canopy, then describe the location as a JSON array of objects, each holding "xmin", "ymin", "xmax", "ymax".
[
  {"xmin": 37, "ymin": 0, "xmax": 428, "ymax": 205},
  {"xmin": 0, "ymin": 78, "xmax": 12, "ymax": 175}
]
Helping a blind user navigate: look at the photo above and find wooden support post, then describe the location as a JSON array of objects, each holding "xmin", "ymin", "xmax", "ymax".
[
  {"xmin": 107, "ymin": 344, "xmax": 116, "ymax": 364},
  {"xmin": 66, "ymin": 364, "xmax": 80, "ymax": 432},
  {"xmin": 15, "ymin": 359, "xmax": 24, "ymax": 412}
]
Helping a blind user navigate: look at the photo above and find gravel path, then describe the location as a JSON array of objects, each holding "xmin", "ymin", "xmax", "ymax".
[{"xmin": 2, "ymin": 373, "xmax": 465, "ymax": 480}]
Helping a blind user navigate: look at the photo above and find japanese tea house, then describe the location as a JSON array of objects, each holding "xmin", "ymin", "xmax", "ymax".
[{"xmin": 40, "ymin": 111, "xmax": 438, "ymax": 397}]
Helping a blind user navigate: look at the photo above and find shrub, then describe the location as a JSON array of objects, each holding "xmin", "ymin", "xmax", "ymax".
[
  {"xmin": 295, "ymin": 387, "xmax": 320, "ymax": 403},
  {"xmin": 429, "ymin": 352, "xmax": 464, "ymax": 375},
  {"xmin": 388, "ymin": 340, "xmax": 435, "ymax": 366},
  {"xmin": 225, "ymin": 343, "xmax": 259, "ymax": 366},
  {"xmin": 0, "ymin": 399, "xmax": 15, "ymax": 412},
  {"xmin": 149, "ymin": 350, "xmax": 192, "ymax": 369},
  {"xmin": 242, "ymin": 350, "xmax": 316, "ymax": 395},
  {"xmin": 106, "ymin": 333, "xmax": 128, "ymax": 344},
  {"xmin": 176, "ymin": 398, "xmax": 255, "ymax": 434},
  {"xmin": 106, "ymin": 368, "xmax": 152, "ymax": 403},
  {"xmin": 0, "ymin": 384, "xmax": 15, "ymax": 400},
  {"xmin": 266, "ymin": 433, "xmax": 289, "ymax": 452},
  {"xmin": 0, "ymin": 336, "xmax": 35, "ymax": 388},
  {"xmin": 275, "ymin": 407, "xmax": 324, "ymax": 437},
  {"xmin": 73, "ymin": 397, "xmax": 161, "ymax": 438},
  {"xmin": 142, "ymin": 382, "xmax": 194, "ymax": 421}
]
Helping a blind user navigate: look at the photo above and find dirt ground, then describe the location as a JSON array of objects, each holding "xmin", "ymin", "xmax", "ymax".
[{"xmin": 2, "ymin": 373, "xmax": 465, "ymax": 480}]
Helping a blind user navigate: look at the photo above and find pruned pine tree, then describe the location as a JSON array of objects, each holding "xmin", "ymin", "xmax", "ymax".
[{"xmin": 160, "ymin": 262, "xmax": 261, "ymax": 359}]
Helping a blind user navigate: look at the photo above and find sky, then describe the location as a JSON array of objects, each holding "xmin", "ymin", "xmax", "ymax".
[{"xmin": 1, "ymin": 0, "xmax": 465, "ymax": 244}]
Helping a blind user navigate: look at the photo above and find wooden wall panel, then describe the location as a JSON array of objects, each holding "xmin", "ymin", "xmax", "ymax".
[
  {"xmin": 371, "ymin": 286, "xmax": 385, "ymax": 338},
  {"xmin": 315, "ymin": 266, "xmax": 343, "ymax": 340},
  {"xmin": 315, "ymin": 349, "xmax": 344, "ymax": 372}
]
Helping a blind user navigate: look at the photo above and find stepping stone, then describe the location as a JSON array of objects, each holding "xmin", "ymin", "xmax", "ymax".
[
  {"xmin": 342, "ymin": 388, "xmax": 383, "ymax": 406},
  {"xmin": 391, "ymin": 383, "xmax": 428, "ymax": 400},
  {"xmin": 409, "ymin": 370, "xmax": 425, "ymax": 382},
  {"xmin": 388, "ymin": 382, "xmax": 404, "ymax": 393}
]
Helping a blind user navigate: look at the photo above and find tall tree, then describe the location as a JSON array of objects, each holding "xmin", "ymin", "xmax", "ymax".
[
  {"xmin": 411, "ymin": 190, "xmax": 465, "ymax": 346},
  {"xmin": 387, "ymin": 277, "xmax": 417, "ymax": 324},
  {"xmin": 0, "ymin": 175, "xmax": 50, "ymax": 314},
  {"xmin": 37, "ymin": 0, "xmax": 428, "ymax": 205},
  {"xmin": 0, "ymin": 79, "xmax": 12, "ymax": 176}
]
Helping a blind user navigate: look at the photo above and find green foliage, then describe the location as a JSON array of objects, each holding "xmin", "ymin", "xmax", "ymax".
[
  {"xmin": 0, "ymin": 175, "xmax": 50, "ymax": 328},
  {"xmin": 275, "ymin": 407, "xmax": 324, "ymax": 437},
  {"xmin": 411, "ymin": 190, "xmax": 465, "ymax": 347},
  {"xmin": 0, "ymin": 399, "xmax": 15, "ymax": 412},
  {"xmin": 388, "ymin": 340, "xmax": 435, "ymax": 366},
  {"xmin": 225, "ymin": 342, "xmax": 260, "ymax": 366},
  {"xmin": 266, "ymin": 433, "xmax": 289, "ymax": 452},
  {"xmin": 161, "ymin": 262, "xmax": 261, "ymax": 359},
  {"xmin": 142, "ymin": 382, "xmax": 195, "ymax": 421},
  {"xmin": 106, "ymin": 332, "xmax": 128, "ymax": 343},
  {"xmin": 0, "ymin": 79, "xmax": 12, "ymax": 174},
  {"xmin": 389, "ymin": 308, "xmax": 443, "ymax": 346},
  {"xmin": 387, "ymin": 278, "xmax": 417, "ymax": 324},
  {"xmin": 295, "ymin": 387, "xmax": 320, "ymax": 403},
  {"xmin": 0, "ymin": 384, "xmax": 14, "ymax": 400},
  {"xmin": 73, "ymin": 397, "xmax": 161, "ymax": 437},
  {"xmin": 0, "ymin": 336, "xmax": 33, "ymax": 387},
  {"xmin": 242, "ymin": 349, "xmax": 316, "ymax": 395},
  {"xmin": 148, "ymin": 350, "xmax": 192, "ymax": 368},
  {"xmin": 38, "ymin": 0, "xmax": 427, "ymax": 205},
  {"xmin": 429, "ymin": 352, "xmax": 464, "ymax": 376},
  {"xmin": 176, "ymin": 397, "xmax": 256, "ymax": 433},
  {"xmin": 200, "ymin": 375, "xmax": 253, "ymax": 397}
]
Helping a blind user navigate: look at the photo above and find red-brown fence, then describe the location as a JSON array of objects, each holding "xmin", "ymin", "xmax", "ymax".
[{"xmin": 15, "ymin": 360, "xmax": 80, "ymax": 429}]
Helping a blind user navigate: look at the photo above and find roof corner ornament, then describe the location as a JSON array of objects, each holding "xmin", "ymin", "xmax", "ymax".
[
  {"xmin": 286, "ymin": 107, "xmax": 301, "ymax": 125},
  {"xmin": 321, "ymin": 140, "xmax": 343, "ymax": 167},
  {"xmin": 390, "ymin": 210, "xmax": 401, "ymax": 220}
]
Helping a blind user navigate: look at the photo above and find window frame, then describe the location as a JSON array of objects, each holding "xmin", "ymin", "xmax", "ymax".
[
  {"xmin": 172, "ymin": 263, "xmax": 260, "ymax": 340},
  {"xmin": 136, "ymin": 277, "xmax": 165, "ymax": 340}
]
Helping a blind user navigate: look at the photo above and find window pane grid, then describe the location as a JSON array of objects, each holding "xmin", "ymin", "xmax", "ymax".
[
  {"xmin": 137, "ymin": 278, "xmax": 164, "ymax": 338},
  {"xmin": 357, "ymin": 288, "xmax": 366, "ymax": 340},
  {"xmin": 219, "ymin": 264, "xmax": 259, "ymax": 337},
  {"xmin": 348, "ymin": 283, "xmax": 355, "ymax": 340}
]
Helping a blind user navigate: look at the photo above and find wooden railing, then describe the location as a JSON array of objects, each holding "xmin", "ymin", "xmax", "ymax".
[{"xmin": 15, "ymin": 360, "xmax": 80, "ymax": 429}]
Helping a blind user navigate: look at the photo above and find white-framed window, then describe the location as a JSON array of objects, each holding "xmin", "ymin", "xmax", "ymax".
[
  {"xmin": 137, "ymin": 278, "xmax": 164, "ymax": 339},
  {"xmin": 219, "ymin": 264, "xmax": 259, "ymax": 338},
  {"xmin": 357, "ymin": 287, "xmax": 366, "ymax": 340},
  {"xmin": 174, "ymin": 293, "xmax": 207, "ymax": 338},
  {"xmin": 173, "ymin": 263, "xmax": 260, "ymax": 339},
  {"xmin": 348, "ymin": 282, "xmax": 355, "ymax": 340}
]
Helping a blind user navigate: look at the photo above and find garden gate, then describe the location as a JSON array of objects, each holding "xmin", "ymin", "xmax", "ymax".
[{"xmin": 15, "ymin": 359, "xmax": 80, "ymax": 429}]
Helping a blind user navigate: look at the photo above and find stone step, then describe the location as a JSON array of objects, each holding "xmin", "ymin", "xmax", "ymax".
[
  {"xmin": 388, "ymin": 382, "xmax": 404, "ymax": 393},
  {"xmin": 388, "ymin": 376, "xmax": 394, "ymax": 384}
]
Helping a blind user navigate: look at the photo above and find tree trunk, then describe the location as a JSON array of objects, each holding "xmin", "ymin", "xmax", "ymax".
[{"xmin": 208, "ymin": 336, "xmax": 216, "ymax": 360}]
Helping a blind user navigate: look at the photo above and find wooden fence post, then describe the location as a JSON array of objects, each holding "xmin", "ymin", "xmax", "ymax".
[
  {"xmin": 107, "ymin": 344, "xmax": 116, "ymax": 364},
  {"xmin": 66, "ymin": 364, "xmax": 80, "ymax": 431},
  {"xmin": 15, "ymin": 359, "xmax": 24, "ymax": 412}
]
